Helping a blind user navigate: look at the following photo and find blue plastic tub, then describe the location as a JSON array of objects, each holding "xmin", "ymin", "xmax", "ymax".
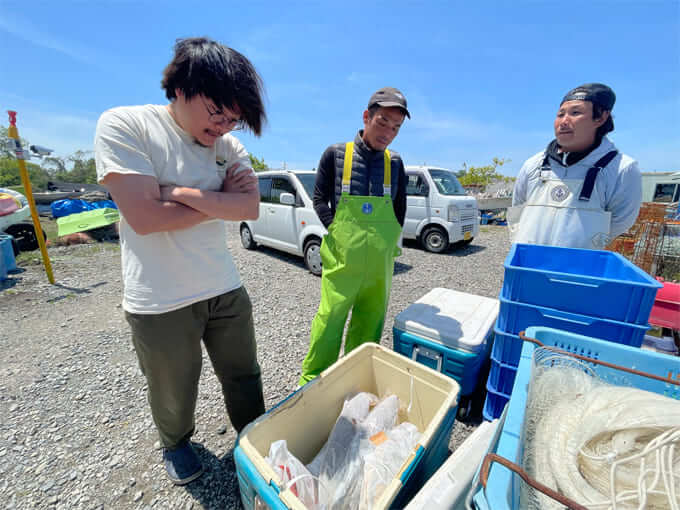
[
  {"xmin": 487, "ymin": 354, "xmax": 518, "ymax": 395},
  {"xmin": 0, "ymin": 234, "xmax": 17, "ymax": 272},
  {"xmin": 502, "ymin": 244, "xmax": 662, "ymax": 324},
  {"xmin": 482, "ymin": 378, "xmax": 510, "ymax": 422},
  {"xmin": 473, "ymin": 326, "xmax": 680, "ymax": 510},
  {"xmin": 491, "ymin": 326, "xmax": 522, "ymax": 367},
  {"xmin": 0, "ymin": 245, "xmax": 6, "ymax": 281},
  {"xmin": 497, "ymin": 296, "xmax": 649, "ymax": 348}
]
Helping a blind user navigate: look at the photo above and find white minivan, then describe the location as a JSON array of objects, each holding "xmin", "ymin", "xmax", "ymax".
[
  {"xmin": 239, "ymin": 170, "xmax": 327, "ymax": 275},
  {"xmin": 240, "ymin": 167, "xmax": 480, "ymax": 275},
  {"xmin": 403, "ymin": 165, "xmax": 479, "ymax": 252}
]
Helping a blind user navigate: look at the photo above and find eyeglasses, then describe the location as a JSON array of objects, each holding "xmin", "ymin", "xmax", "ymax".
[{"xmin": 201, "ymin": 96, "xmax": 245, "ymax": 131}]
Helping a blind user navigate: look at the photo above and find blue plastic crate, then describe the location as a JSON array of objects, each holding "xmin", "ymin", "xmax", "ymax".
[
  {"xmin": 502, "ymin": 243, "xmax": 662, "ymax": 324},
  {"xmin": 497, "ymin": 296, "xmax": 649, "ymax": 348},
  {"xmin": 487, "ymin": 354, "xmax": 518, "ymax": 395},
  {"xmin": 393, "ymin": 328, "xmax": 489, "ymax": 396},
  {"xmin": 473, "ymin": 326, "xmax": 680, "ymax": 510},
  {"xmin": 482, "ymin": 378, "xmax": 510, "ymax": 422},
  {"xmin": 0, "ymin": 234, "xmax": 17, "ymax": 273},
  {"xmin": 491, "ymin": 326, "xmax": 522, "ymax": 367}
]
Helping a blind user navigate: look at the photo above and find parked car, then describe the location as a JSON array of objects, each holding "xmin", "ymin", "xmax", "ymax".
[
  {"xmin": 403, "ymin": 166, "xmax": 480, "ymax": 252},
  {"xmin": 0, "ymin": 187, "xmax": 45, "ymax": 252},
  {"xmin": 240, "ymin": 170, "xmax": 326, "ymax": 276},
  {"xmin": 240, "ymin": 166, "xmax": 481, "ymax": 275}
]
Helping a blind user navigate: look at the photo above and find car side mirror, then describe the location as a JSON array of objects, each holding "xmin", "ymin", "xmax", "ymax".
[{"xmin": 279, "ymin": 192, "xmax": 296, "ymax": 205}]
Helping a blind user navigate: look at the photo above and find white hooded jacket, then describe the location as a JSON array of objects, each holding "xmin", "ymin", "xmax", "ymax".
[{"xmin": 512, "ymin": 136, "xmax": 642, "ymax": 244}]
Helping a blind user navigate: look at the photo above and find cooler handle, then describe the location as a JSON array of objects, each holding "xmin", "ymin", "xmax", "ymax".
[
  {"xmin": 412, "ymin": 346, "xmax": 443, "ymax": 372},
  {"xmin": 548, "ymin": 277, "xmax": 601, "ymax": 288}
]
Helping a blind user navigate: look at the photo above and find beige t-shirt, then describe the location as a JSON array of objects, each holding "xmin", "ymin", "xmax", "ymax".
[{"xmin": 94, "ymin": 104, "xmax": 251, "ymax": 314}]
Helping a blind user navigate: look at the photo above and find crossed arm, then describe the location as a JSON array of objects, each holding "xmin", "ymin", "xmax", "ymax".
[{"xmin": 103, "ymin": 164, "xmax": 259, "ymax": 235}]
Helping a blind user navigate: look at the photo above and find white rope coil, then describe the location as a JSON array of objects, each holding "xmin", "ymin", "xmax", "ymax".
[{"xmin": 521, "ymin": 353, "xmax": 680, "ymax": 510}]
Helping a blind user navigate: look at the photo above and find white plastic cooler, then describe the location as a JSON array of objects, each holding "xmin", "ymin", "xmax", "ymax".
[{"xmin": 393, "ymin": 288, "xmax": 499, "ymax": 398}]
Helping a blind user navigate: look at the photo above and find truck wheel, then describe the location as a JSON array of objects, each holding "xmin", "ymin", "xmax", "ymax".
[
  {"xmin": 240, "ymin": 224, "xmax": 257, "ymax": 250},
  {"xmin": 304, "ymin": 238, "xmax": 322, "ymax": 276},
  {"xmin": 5, "ymin": 222, "xmax": 46, "ymax": 252},
  {"xmin": 422, "ymin": 226, "xmax": 448, "ymax": 253}
]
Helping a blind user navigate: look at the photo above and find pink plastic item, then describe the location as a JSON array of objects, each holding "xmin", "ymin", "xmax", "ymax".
[{"xmin": 649, "ymin": 278, "xmax": 680, "ymax": 330}]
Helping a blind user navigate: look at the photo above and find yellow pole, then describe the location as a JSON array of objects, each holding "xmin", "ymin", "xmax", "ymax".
[{"xmin": 6, "ymin": 111, "xmax": 55, "ymax": 284}]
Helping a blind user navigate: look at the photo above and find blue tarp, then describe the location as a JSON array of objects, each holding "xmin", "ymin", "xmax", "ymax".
[{"xmin": 51, "ymin": 199, "xmax": 118, "ymax": 218}]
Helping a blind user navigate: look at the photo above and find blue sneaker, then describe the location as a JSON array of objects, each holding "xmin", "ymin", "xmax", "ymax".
[{"xmin": 162, "ymin": 440, "xmax": 204, "ymax": 485}]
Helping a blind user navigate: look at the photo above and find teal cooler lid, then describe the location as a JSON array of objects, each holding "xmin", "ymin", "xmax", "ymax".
[{"xmin": 394, "ymin": 288, "xmax": 499, "ymax": 354}]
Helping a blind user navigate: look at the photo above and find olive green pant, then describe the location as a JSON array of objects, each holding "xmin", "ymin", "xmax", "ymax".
[{"xmin": 125, "ymin": 286, "xmax": 265, "ymax": 448}]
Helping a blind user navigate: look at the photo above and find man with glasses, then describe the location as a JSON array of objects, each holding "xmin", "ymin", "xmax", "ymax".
[
  {"xmin": 299, "ymin": 87, "xmax": 409, "ymax": 385},
  {"xmin": 94, "ymin": 37, "xmax": 266, "ymax": 485}
]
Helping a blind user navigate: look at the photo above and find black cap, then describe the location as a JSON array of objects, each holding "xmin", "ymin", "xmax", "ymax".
[
  {"xmin": 368, "ymin": 87, "xmax": 410, "ymax": 118},
  {"xmin": 561, "ymin": 83, "xmax": 616, "ymax": 111}
]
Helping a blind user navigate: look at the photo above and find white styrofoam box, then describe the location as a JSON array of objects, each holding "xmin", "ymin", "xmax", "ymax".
[
  {"xmin": 394, "ymin": 288, "xmax": 499, "ymax": 354},
  {"xmin": 404, "ymin": 419, "xmax": 500, "ymax": 510}
]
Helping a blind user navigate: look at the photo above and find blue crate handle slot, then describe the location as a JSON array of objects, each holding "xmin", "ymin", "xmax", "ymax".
[
  {"xmin": 548, "ymin": 277, "xmax": 601, "ymax": 288},
  {"xmin": 412, "ymin": 346, "xmax": 443, "ymax": 372},
  {"xmin": 540, "ymin": 311, "xmax": 593, "ymax": 326}
]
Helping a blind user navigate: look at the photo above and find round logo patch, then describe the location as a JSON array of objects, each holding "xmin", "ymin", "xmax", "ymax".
[
  {"xmin": 550, "ymin": 184, "xmax": 571, "ymax": 202},
  {"xmin": 362, "ymin": 203, "xmax": 373, "ymax": 215}
]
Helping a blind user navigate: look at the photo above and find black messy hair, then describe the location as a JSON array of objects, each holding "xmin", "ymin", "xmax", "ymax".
[
  {"xmin": 592, "ymin": 102, "xmax": 615, "ymax": 139},
  {"xmin": 161, "ymin": 37, "xmax": 266, "ymax": 136}
]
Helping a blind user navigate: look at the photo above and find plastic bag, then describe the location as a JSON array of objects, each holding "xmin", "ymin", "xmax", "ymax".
[
  {"xmin": 307, "ymin": 392, "xmax": 377, "ymax": 477},
  {"xmin": 308, "ymin": 393, "xmax": 406, "ymax": 509},
  {"xmin": 359, "ymin": 422, "xmax": 421, "ymax": 509},
  {"xmin": 265, "ymin": 440, "xmax": 325, "ymax": 509}
]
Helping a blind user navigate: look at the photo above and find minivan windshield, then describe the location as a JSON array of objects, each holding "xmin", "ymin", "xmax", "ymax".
[
  {"xmin": 428, "ymin": 169, "xmax": 466, "ymax": 195},
  {"xmin": 296, "ymin": 173, "xmax": 317, "ymax": 199}
]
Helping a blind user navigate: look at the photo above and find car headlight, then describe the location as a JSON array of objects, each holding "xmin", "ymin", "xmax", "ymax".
[{"xmin": 448, "ymin": 205, "xmax": 459, "ymax": 222}]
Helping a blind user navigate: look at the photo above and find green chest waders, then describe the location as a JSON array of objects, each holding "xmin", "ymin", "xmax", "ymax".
[{"xmin": 299, "ymin": 142, "xmax": 402, "ymax": 384}]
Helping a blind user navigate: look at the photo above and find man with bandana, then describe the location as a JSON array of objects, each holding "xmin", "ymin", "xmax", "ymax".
[{"xmin": 509, "ymin": 83, "xmax": 642, "ymax": 249}]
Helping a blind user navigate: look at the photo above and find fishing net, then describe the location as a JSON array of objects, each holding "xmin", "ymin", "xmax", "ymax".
[{"xmin": 520, "ymin": 347, "xmax": 680, "ymax": 510}]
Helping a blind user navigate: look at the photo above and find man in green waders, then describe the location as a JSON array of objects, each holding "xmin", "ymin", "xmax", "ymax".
[{"xmin": 299, "ymin": 87, "xmax": 409, "ymax": 385}]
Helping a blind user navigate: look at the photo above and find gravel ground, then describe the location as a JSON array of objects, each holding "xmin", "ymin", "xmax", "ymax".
[{"xmin": 0, "ymin": 222, "xmax": 510, "ymax": 509}]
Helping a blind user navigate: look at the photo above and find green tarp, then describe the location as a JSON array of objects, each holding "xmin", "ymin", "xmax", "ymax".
[{"xmin": 56, "ymin": 208, "xmax": 120, "ymax": 237}]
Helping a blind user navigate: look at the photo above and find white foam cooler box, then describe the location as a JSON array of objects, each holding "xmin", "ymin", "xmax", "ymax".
[
  {"xmin": 393, "ymin": 288, "xmax": 499, "ymax": 399},
  {"xmin": 234, "ymin": 343, "xmax": 460, "ymax": 510}
]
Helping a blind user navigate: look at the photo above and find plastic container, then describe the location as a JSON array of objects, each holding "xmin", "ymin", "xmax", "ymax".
[
  {"xmin": 497, "ymin": 296, "xmax": 649, "ymax": 350},
  {"xmin": 405, "ymin": 419, "xmax": 500, "ymax": 510},
  {"xmin": 0, "ymin": 234, "xmax": 17, "ymax": 272},
  {"xmin": 482, "ymin": 379, "xmax": 510, "ymax": 422},
  {"xmin": 642, "ymin": 334, "xmax": 679, "ymax": 356},
  {"xmin": 487, "ymin": 355, "xmax": 518, "ymax": 395},
  {"xmin": 234, "ymin": 343, "xmax": 460, "ymax": 510},
  {"xmin": 649, "ymin": 279, "xmax": 680, "ymax": 330},
  {"xmin": 393, "ymin": 288, "xmax": 498, "ymax": 396},
  {"xmin": 490, "ymin": 327, "xmax": 522, "ymax": 367},
  {"xmin": 502, "ymin": 243, "xmax": 662, "ymax": 324},
  {"xmin": 473, "ymin": 326, "xmax": 680, "ymax": 510},
  {"xmin": 0, "ymin": 245, "xmax": 6, "ymax": 281}
]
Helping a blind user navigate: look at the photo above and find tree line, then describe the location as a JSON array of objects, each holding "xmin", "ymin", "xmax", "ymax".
[
  {"xmin": 2, "ymin": 125, "xmax": 511, "ymax": 191},
  {"xmin": 0, "ymin": 126, "xmax": 270, "ymax": 191}
]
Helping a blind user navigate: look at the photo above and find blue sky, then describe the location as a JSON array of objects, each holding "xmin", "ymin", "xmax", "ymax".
[{"xmin": 1, "ymin": 0, "xmax": 678, "ymax": 176}]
